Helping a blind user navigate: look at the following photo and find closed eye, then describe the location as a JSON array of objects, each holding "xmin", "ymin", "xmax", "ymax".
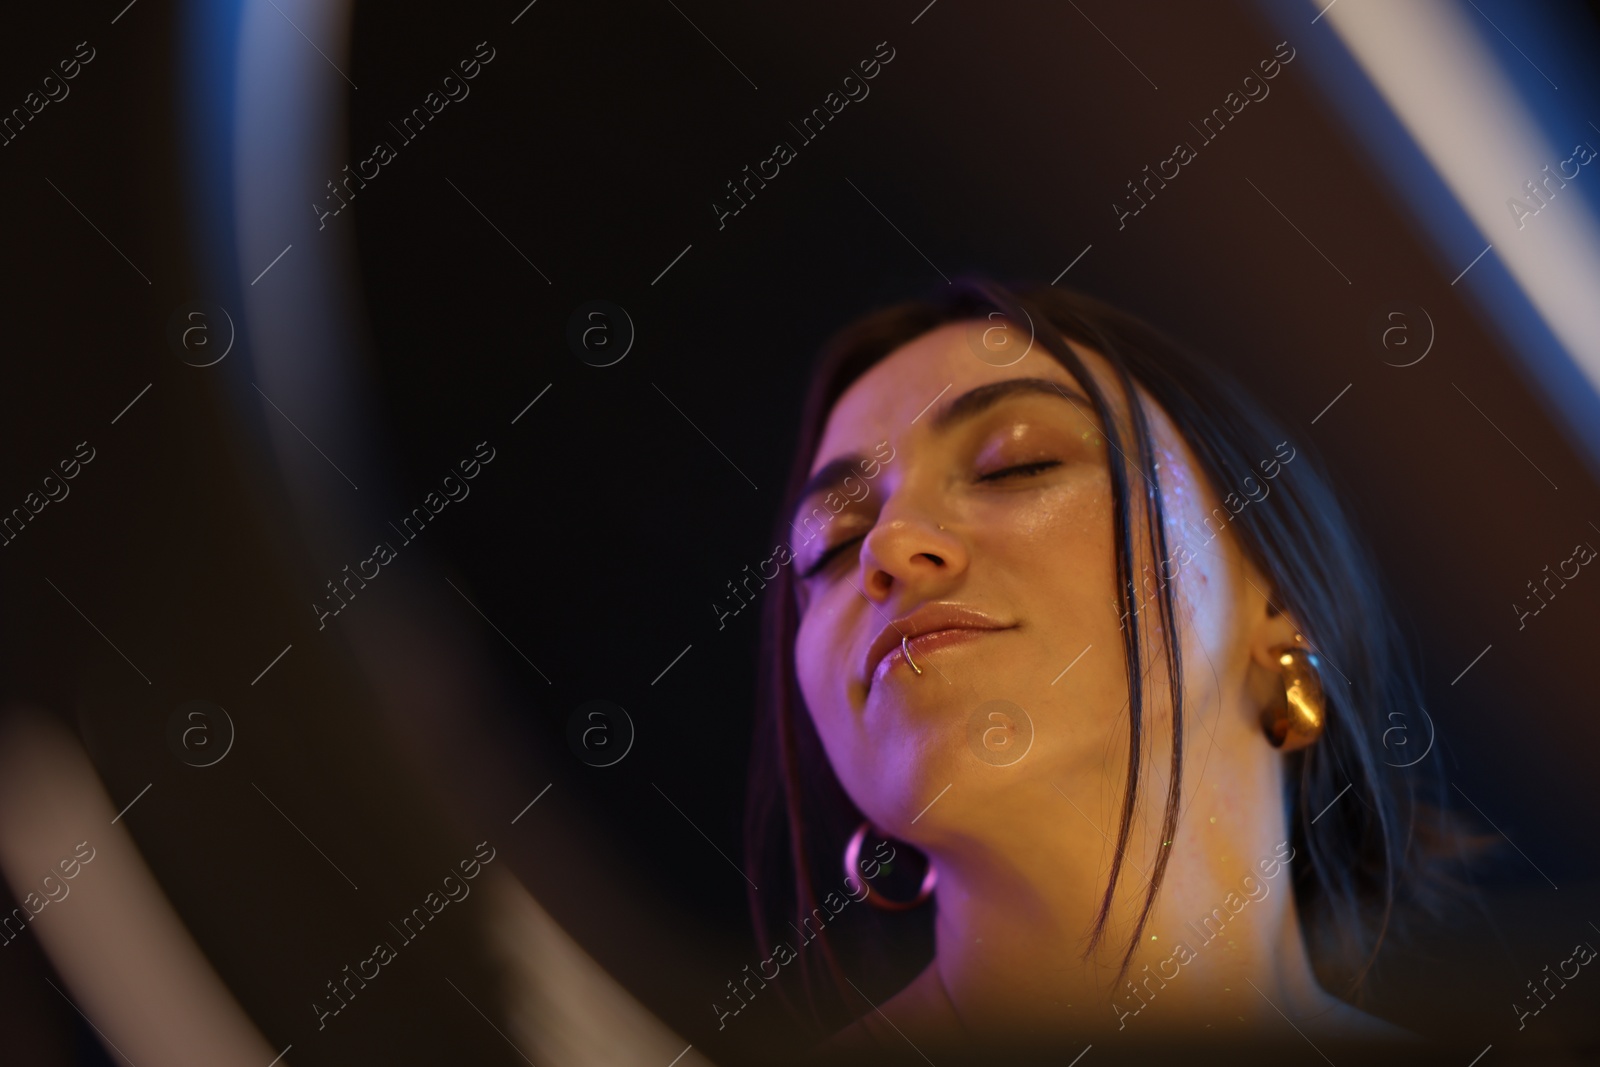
[
  {"xmin": 799, "ymin": 536, "xmax": 864, "ymax": 580},
  {"xmin": 978, "ymin": 460, "xmax": 1061, "ymax": 482},
  {"xmin": 799, "ymin": 462, "xmax": 1060, "ymax": 580}
]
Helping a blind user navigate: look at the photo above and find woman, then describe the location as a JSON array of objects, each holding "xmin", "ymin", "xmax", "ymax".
[{"xmin": 744, "ymin": 280, "xmax": 1468, "ymax": 1060}]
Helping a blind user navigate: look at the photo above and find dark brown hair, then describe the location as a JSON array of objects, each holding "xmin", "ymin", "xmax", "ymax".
[{"xmin": 744, "ymin": 278, "xmax": 1472, "ymax": 1031}]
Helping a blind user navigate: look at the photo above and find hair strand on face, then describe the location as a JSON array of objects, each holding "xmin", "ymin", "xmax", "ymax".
[{"xmin": 744, "ymin": 277, "xmax": 1489, "ymax": 1035}]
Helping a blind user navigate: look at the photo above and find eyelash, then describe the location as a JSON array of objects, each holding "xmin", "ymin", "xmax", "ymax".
[
  {"xmin": 978, "ymin": 459, "xmax": 1061, "ymax": 482},
  {"xmin": 799, "ymin": 538, "xmax": 861, "ymax": 580},
  {"xmin": 797, "ymin": 461, "xmax": 1061, "ymax": 580}
]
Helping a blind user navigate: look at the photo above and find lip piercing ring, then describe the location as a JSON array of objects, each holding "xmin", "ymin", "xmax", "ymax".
[{"xmin": 902, "ymin": 634, "xmax": 924, "ymax": 676}]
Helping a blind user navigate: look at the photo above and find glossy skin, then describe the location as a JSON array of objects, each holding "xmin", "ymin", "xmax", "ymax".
[{"xmin": 789, "ymin": 322, "xmax": 1404, "ymax": 1049}]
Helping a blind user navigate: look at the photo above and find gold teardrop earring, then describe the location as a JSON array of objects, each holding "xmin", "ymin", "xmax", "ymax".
[{"xmin": 1262, "ymin": 633, "xmax": 1326, "ymax": 751}]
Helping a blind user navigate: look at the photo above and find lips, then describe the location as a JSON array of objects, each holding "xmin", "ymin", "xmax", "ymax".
[{"xmin": 862, "ymin": 604, "xmax": 1016, "ymax": 689}]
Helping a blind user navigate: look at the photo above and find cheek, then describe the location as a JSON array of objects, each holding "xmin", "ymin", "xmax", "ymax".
[
  {"xmin": 1173, "ymin": 548, "xmax": 1230, "ymax": 651},
  {"xmin": 982, "ymin": 475, "xmax": 1129, "ymax": 724},
  {"xmin": 987, "ymin": 476, "xmax": 1114, "ymax": 614},
  {"xmin": 793, "ymin": 609, "xmax": 827, "ymax": 713},
  {"xmin": 793, "ymin": 600, "xmax": 885, "ymax": 809},
  {"xmin": 1153, "ymin": 449, "xmax": 1243, "ymax": 682},
  {"xmin": 794, "ymin": 600, "xmax": 849, "ymax": 742}
]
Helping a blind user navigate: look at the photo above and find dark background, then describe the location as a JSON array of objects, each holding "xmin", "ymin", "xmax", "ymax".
[{"xmin": 3, "ymin": 0, "xmax": 1600, "ymax": 1064}]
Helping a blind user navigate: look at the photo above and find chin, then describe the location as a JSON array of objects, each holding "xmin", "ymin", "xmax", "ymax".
[{"xmin": 850, "ymin": 732, "xmax": 977, "ymax": 840}]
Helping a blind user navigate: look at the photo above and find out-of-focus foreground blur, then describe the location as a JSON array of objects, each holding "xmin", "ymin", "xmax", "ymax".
[{"xmin": 4, "ymin": 1, "xmax": 1600, "ymax": 1064}]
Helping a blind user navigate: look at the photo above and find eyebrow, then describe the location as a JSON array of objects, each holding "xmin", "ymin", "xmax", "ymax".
[
  {"xmin": 794, "ymin": 457, "xmax": 869, "ymax": 513},
  {"xmin": 793, "ymin": 377, "xmax": 1099, "ymax": 513},
  {"xmin": 929, "ymin": 377, "xmax": 1096, "ymax": 432}
]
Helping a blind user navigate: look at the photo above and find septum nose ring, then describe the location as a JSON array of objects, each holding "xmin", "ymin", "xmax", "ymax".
[{"xmin": 901, "ymin": 635, "xmax": 924, "ymax": 676}]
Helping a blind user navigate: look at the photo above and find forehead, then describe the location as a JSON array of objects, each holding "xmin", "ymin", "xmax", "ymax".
[{"xmin": 811, "ymin": 320, "xmax": 1112, "ymax": 473}]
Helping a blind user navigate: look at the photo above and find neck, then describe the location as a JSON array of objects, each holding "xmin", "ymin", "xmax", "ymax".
[{"xmin": 916, "ymin": 778, "xmax": 1336, "ymax": 1040}]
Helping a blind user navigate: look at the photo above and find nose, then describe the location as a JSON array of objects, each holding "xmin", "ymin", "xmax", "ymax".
[{"xmin": 859, "ymin": 508, "xmax": 969, "ymax": 602}]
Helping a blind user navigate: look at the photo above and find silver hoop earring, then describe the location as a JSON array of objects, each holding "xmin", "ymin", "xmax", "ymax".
[{"xmin": 901, "ymin": 635, "xmax": 923, "ymax": 676}]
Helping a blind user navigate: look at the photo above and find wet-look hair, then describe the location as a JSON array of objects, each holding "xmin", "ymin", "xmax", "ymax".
[{"xmin": 744, "ymin": 278, "xmax": 1475, "ymax": 1033}]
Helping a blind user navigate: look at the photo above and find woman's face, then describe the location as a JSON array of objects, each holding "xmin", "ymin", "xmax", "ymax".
[{"xmin": 791, "ymin": 321, "xmax": 1270, "ymax": 849}]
